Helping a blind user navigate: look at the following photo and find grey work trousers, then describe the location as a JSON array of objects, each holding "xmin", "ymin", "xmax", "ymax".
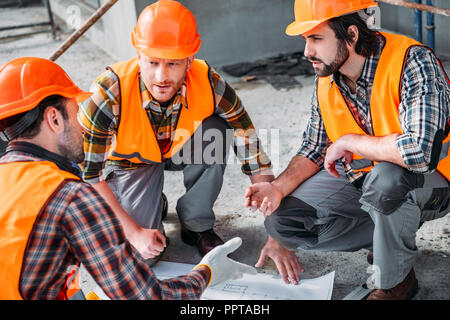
[
  {"xmin": 105, "ymin": 115, "xmax": 231, "ymax": 233},
  {"xmin": 265, "ymin": 162, "xmax": 449, "ymax": 289}
]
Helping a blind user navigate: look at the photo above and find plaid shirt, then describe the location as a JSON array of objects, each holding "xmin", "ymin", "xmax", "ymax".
[
  {"xmin": 79, "ymin": 64, "xmax": 272, "ymax": 183},
  {"xmin": 297, "ymin": 34, "xmax": 450, "ymax": 182},
  {"xmin": 0, "ymin": 146, "xmax": 208, "ymax": 300}
]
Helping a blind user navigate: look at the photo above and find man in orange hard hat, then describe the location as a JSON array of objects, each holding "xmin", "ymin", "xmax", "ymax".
[
  {"xmin": 0, "ymin": 57, "xmax": 255, "ymax": 300},
  {"xmin": 79, "ymin": 0, "xmax": 274, "ymax": 262},
  {"xmin": 246, "ymin": 0, "xmax": 449, "ymax": 299}
]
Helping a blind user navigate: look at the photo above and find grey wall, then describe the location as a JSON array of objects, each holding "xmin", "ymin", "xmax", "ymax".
[
  {"xmin": 379, "ymin": 0, "xmax": 449, "ymax": 58},
  {"xmin": 134, "ymin": 0, "xmax": 305, "ymax": 68}
]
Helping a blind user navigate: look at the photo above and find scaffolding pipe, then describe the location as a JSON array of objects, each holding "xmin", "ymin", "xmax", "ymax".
[
  {"xmin": 0, "ymin": 21, "xmax": 52, "ymax": 31},
  {"xmin": 48, "ymin": 0, "xmax": 119, "ymax": 61},
  {"xmin": 426, "ymin": 0, "xmax": 435, "ymax": 50},
  {"xmin": 44, "ymin": 0, "xmax": 57, "ymax": 39},
  {"xmin": 414, "ymin": 0, "xmax": 423, "ymax": 43},
  {"xmin": 378, "ymin": 0, "xmax": 450, "ymax": 17}
]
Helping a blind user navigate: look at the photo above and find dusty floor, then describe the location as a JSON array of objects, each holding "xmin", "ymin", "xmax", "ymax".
[{"xmin": 1, "ymin": 5, "xmax": 449, "ymax": 300}]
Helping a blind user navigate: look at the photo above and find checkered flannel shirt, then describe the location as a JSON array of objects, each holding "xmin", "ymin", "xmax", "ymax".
[
  {"xmin": 78, "ymin": 64, "xmax": 272, "ymax": 183},
  {"xmin": 297, "ymin": 34, "xmax": 450, "ymax": 182},
  {"xmin": 1, "ymin": 149, "xmax": 209, "ymax": 299}
]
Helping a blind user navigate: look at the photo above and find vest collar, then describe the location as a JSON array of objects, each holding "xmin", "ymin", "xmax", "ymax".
[{"xmin": 5, "ymin": 141, "xmax": 82, "ymax": 179}]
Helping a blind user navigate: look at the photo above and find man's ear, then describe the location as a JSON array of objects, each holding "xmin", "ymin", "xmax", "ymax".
[
  {"xmin": 187, "ymin": 55, "xmax": 195, "ymax": 69},
  {"xmin": 347, "ymin": 25, "xmax": 359, "ymax": 46},
  {"xmin": 136, "ymin": 50, "xmax": 142, "ymax": 66},
  {"xmin": 44, "ymin": 107, "xmax": 65, "ymax": 134}
]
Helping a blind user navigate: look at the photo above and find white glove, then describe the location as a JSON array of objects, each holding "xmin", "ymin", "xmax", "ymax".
[{"xmin": 194, "ymin": 237, "xmax": 257, "ymax": 287}]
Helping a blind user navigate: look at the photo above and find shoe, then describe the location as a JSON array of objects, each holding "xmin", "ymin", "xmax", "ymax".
[
  {"xmin": 181, "ymin": 227, "xmax": 224, "ymax": 256},
  {"xmin": 367, "ymin": 251, "xmax": 373, "ymax": 265},
  {"xmin": 367, "ymin": 268, "xmax": 419, "ymax": 300},
  {"xmin": 161, "ymin": 193, "xmax": 168, "ymax": 221}
]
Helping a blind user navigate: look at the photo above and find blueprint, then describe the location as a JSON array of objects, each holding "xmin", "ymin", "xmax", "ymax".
[
  {"xmin": 86, "ymin": 261, "xmax": 334, "ymax": 300},
  {"xmin": 152, "ymin": 261, "xmax": 335, "ymax": 300}
]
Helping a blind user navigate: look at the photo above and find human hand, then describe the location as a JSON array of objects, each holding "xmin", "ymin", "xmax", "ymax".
[
  {"xmin": 244, "ymin": 182, "xmax": 283, "ymax": 217},
  {"xmin": 324, "ymin": 136, "xmax": 353, "ymax": 178},
  {"xmin": 194, "ymin": 237, "xmax": 257, "ymax": 287},
  {"xmin": 130, "ymin": 228, "xmax": 167, "ymax": 259},
  {"xmin": 255, "ymin": 237, "xmax": 304, "ymax": 285}
]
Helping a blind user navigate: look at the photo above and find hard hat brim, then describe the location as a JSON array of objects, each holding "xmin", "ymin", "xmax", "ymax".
[
  {"xmin": 285, "ymin": 3, "xmax": 379, "ymax": 36},
  {"xmin": 73, "ymin": 90, "xmax": 93, "ymax": 103},
  {"xmin": 135, "ymin": 45, "xmax": 201, "ymax": 60},
  {"xmin": 132, "ymin": 34, "xmax": 201, "ymax": 60},
  {"xmin": 0, "ymin": 86, "xmax": 92, "ymax": 121},
  {"xmin": 285, "ymin": 19, "xmax": 329, "ymax": 36}
]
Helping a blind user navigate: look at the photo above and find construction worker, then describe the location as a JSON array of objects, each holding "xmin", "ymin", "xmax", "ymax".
[
  {"xmin": 79, "ymin": 0, "xmax": 274, "ymax": 262},
  {"xmin": 0, "ymin": 57, "xmax": 256, "ymax": 300},
  {"xmin": 246, "ymin": 0, "xmax": 450, "ymax": 299}
]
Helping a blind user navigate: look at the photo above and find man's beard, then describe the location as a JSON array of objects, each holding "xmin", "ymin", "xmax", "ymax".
[
  {"xmin": 57, "ymin": 123, "xmax": 85, "ymax": 164},
  {"xmin": 308, "ymin": 40, "xmax": 350, "ymax": 77}
]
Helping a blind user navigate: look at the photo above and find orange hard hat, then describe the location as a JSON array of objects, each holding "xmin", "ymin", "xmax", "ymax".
[
  {"xmin": 286, "ymin": 0, "xmax": 378, "ymax": 36},
  {"xmin": 131, "ymin": 0, "xmax": 201, "ymax": 59},
  {"xmin": 0, "ymin": 57, "xmax": 92, "ymax": 121}
]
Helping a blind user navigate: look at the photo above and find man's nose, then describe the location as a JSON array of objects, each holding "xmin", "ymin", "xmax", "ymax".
[
  {"xmin": 304, "ymin": 41, "xmax": 314, "ymax": 59},
  {"xmin": 155, "ymin": 64, "xmax": 169, "ymax": 82}
]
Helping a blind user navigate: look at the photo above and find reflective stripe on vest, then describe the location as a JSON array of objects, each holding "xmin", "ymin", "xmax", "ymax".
[
  {"xmin": 106, "ymin": 58, "xmax": 215, "ymax": 164},
  {"xmin": 318, "ymin": 32, "xmax": 450, "ymax": 181},
  {"xmin": 0, "ymin": 161, "xmax": 80, "ymax": 300}
]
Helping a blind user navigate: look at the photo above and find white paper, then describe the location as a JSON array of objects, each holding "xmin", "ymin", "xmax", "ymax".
[
  {"xmin": 85, "ymin": 261, "xmax": 334, "ymax": 300},
  {"xmin": 151, "ymin": 261, "xmax": 335, "ymax": 300}
]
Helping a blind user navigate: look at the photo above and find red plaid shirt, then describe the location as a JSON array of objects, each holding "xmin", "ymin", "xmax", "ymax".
[{"xmin": 0, "ymin": 145, "xmax": 208, "ymax": 300}]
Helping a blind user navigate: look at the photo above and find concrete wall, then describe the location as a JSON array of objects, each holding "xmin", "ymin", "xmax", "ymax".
[
  {"xmin": 134, "ymin": 0, "xmax": 304, "ymax": 68},
  {"xmin": 379, "ymin": 0, "xmax": 449, "ymax": 58},
  {"xmin": 49, "ymin": 0, "xmax": 138, "ymax": 61}
]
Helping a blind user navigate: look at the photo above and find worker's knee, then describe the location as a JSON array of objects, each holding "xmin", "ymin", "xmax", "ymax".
[
  {"xmin": 201, "ymin": 116, "xmax": 232, "ymax": 164},
  {"xmin": 173, "ymin": 115, "xmax": 232, "ymax": 166},
  {"xmin": 200, "ymin": 115, "xmax": 230, "ymax": 134},
  {"xmin": 360, "ymin": 162, "xmax": 424, "ymax": 215},
  {"xmin": 264, "ymin": 196, "xmax": 320, "ymax": 250},
  {"xmin": 264, "ymin": 213, "xmax": 298, "ymax": 250}
]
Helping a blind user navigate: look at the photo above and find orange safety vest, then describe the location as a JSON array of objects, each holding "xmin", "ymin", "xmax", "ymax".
[
  {"xmin": 0, "ymin": 160, "xmax": 81, "ymax": 300},
  {"xmin": 106, "ymin": 58, "xmax": 215, "ymax": 164},
  {"xmin": 318, "ymin": 32, "xmax": 450, "ymax": 181}
]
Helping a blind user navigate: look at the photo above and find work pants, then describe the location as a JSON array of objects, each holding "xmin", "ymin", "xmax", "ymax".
[
  {"xmin": 105, "ymin": 115, "xmax": 231, "ymax": 234},
  {"xmin": 265, "ymin": 162, "xmax": 449, "ymax": 289}
]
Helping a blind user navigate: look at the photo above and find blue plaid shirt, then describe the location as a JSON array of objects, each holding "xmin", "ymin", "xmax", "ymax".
[{"xmin": 297, "ymin": 34, "xmax": 450, "ymax": 182}]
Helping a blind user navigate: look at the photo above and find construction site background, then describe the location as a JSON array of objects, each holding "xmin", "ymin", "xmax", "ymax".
[{"xmin": 0, "ymin": 1, "xmax": 449, "ymax": 299}]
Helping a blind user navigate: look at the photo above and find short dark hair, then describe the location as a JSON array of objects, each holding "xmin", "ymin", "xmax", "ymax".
[
  {"xmin": 327, "ymin": 12, "xmax": 379, "ymax": 57},
  {"xmin": 0, "ymin": 95, "xmax": 68, "ymax": 140}
]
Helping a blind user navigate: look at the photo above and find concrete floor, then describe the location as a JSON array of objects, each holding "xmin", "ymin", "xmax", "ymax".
[{"xmin": 1, "ymin": 5, "xmax": 449, "ymax": 300}]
